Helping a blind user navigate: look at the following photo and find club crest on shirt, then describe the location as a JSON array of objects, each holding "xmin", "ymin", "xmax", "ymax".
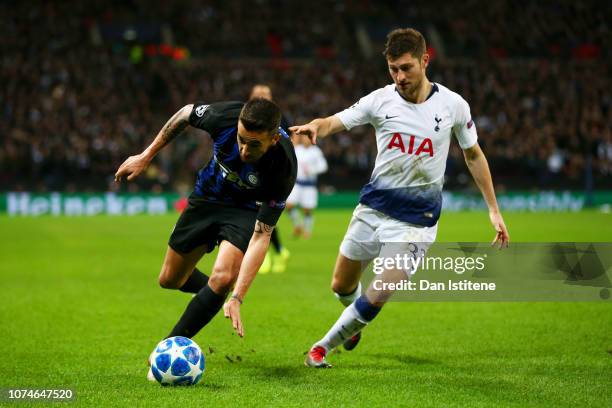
[
  {"xmin": 434, "ymin": 115, "xmax": 442, "ymax": 132},
  {"xmin": 247, "ymin": 172, "xmax": 260, "ymax": 186}
]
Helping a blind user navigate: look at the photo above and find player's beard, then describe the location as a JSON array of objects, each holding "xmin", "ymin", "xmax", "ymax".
[{"xmin": 398, "ymin": 76, "xmax": 423, "ymax": 100}]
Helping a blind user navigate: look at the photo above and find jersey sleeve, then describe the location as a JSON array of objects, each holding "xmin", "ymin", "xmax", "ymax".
[
  {"xmin": 256, "ymin": 139, "xmax": 297, "ymax": 226},
  {"xmin": 334, "ymin": 91, "xmax": 377, "ymax": 130},
  {"xmin": 188, "ymin": 101, "xmax": 243, "ymax": 136},
  {"xmin": 257, "ymin": 176, "xmax": 295, "ymax": 226},
  {"xmin": 452, "ymin": 97, "xmax": 478, "ymax": 149},
  {"xmin": 257, "ymin": 197, "xmax": 289, "ymax": 227}
]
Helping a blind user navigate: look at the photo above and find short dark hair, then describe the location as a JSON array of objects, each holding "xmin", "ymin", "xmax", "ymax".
[
  {"xmin": 383, "ymin": 28, "xmax": 427, "ymax": 60},
  {"xmin": 239, "ymin": 98, "xmax": 281, "ymax": 134}
]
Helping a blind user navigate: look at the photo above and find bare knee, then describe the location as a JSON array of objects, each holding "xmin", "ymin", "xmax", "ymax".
[
  {"xmin": 159, "ymin": 266, "xmax": 181, "ymax": 289},
  {"xmin": 331, "ymin": 278, "xmax": 344, "ymax": 294},
  {"xmin": 158, "ymin": 245, "xmax": 208, "ymax": 290},
  {"xmin": 331, "ymin": 269, "xmax": 361, "ymax": 294},
  {"xmin": 208, "ymin": 266, "xmax": 237, "ymax": 294},
  {"xmin": 331, "ymin": 276, "xmax": 357, "ymax": 295},
  {"xmin": 158, "ymin": 258, "xmax": 191, "ymax": 289}
]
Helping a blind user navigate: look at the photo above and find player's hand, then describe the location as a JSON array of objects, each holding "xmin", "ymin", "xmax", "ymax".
[
  {"xmin": 290, "ymin": 123, "xmax": 319, "ymax": 144},
  {"xmin": 223, "ymin": 297, "xmax": 244, "ymax": 337},
  {"xmin": 114, "ymin": 153, "xmax": 151, "ymax": 183},
  {"xmin": 489, "ymin": 211, "xmax": 509, "ymax": 249}
]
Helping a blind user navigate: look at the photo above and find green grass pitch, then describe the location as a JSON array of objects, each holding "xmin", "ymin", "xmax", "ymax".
[{"xmin": 0, "ymin": 210, "xmax": 610, "ymax": 407}]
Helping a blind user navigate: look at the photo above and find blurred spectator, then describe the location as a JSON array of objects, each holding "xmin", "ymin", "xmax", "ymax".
[{"xmin": 0, "ymin": 1, "xmax": 609, "ymax": 192}]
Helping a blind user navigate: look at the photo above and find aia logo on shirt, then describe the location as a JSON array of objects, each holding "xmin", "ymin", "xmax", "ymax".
[{"xmin": 387, "ymin": 133, "xmax": 434, "ymax": 157}]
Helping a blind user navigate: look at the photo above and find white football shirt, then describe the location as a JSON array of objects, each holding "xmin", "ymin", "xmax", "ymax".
[
  {"xmin": 294, "ymin": 144, "xmax": 328, "ymax": 186},
  {"xmin": 335, "ymin": 83, "xmax": 478, "ymax": 226}
]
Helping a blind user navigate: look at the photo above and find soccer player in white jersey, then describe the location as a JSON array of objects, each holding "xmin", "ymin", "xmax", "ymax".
[
  {"xmin": 290, "ymin": 28, "xmax": 510, "ymax": 368},
  {"xmin": 287, "ymin": 133, "xmax": 328, "ymax": 238}
]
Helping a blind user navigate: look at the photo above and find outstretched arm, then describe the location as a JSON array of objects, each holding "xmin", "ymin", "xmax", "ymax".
[
  {"xmin": 289, "ymin": 115, "xmax": 345, "ymax": 144},
  {"xmin": 114, "ymin": 104, "xmax": 193, "ymax": 182},
  {"xmin": 463, "ymin": 143, "xmax": 510, "ymax": 248},
  {"xmin": 223, "ymin": 220, "xmax": 274, "ymax": 337}
]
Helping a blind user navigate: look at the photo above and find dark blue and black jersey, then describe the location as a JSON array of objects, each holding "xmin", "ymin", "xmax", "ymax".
[{"xmin": 188, "ymin": 101, "xmax": 297, "ymax": 226}]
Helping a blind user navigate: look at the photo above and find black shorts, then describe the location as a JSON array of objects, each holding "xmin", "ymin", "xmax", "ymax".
[{"xmin": 168, "ymin": 196, "xmax": 257, "ymax": 254}]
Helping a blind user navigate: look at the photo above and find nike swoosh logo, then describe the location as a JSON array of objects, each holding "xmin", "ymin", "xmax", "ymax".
[{"xmin": 385, "ymin": 114, "xmax": 398, "ymax": 119}]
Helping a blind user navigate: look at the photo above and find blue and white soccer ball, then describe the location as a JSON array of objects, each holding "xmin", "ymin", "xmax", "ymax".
[{"xmin": 150, "ymin": 336, "xmax": 205, "ymax": 386}]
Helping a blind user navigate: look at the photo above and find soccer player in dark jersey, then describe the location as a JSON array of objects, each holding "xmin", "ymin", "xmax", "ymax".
[{"xmin": 115, "ymin": 99, "xmax": 297, "ymax": 348}]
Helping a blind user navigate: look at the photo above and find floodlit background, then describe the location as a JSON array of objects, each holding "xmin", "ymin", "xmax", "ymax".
[
  {"xmin": 1, "ymin": 1, "xmax": 610, "ymax": 198},
  {"xmin": 0, "ymin": 1, "xmax": 610, "ymax": 406}
]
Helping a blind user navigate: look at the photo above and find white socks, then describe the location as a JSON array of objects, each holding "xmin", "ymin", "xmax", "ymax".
[
  {"xmin": 335, "ymin": 282, "xmax": 362, "ymax": 307},
  {"xmin": 303, "ymin": 214, "xmax": 314, "ymax": 234},
  {"xmin": 316, "ymin": 303, "xmax": 367, "ymax": 351},
  {"xmin": 289, "ymin": 208, "xmax": 300, "ymax": 226}
]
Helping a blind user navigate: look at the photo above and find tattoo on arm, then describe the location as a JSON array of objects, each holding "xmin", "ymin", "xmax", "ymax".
[
  {"xmin": 159, "ymin": 107, "xmax": 190, "ymax": 147},
  {"xmin": 254, "ymin": 220, "xmax": 274, "ymax": 235}
]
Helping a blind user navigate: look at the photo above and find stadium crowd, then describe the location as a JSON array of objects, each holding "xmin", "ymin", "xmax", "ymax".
[{"xmin": 1, "ymin": 1, "xmax": 610, "ymax": 192}]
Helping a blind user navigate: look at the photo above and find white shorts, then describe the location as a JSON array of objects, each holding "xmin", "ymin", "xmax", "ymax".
[
  {"xmin": 339, "ymin": 204, "xmax": 438, "ymax": 262},
  {"xmin": 287, "ymin": 185, "xmax": 318, "ymax": 209}
]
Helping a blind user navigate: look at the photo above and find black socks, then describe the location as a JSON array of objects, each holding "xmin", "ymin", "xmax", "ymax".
[
  {"xmin": 167, "ymin": 284, "xmax": 227, "ymax": 338},
  {"xmin": 270, "ymin": 228, "xmax": 281, "ymax": 252},
  {"xmin": 179, "ymin": 268, "xmax": 209, "ymax": 294}
]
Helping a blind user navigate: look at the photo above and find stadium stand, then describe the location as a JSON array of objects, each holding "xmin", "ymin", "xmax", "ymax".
[{"xmin": 1, "ymin": 1, "xmax": 609, "ymax": 192}]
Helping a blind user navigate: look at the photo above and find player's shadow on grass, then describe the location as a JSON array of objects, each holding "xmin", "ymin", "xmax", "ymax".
[
  {"xmin": 367, "ymin": 352, "xmax": 438, "ymax": 367},
  {"xmin": 200, "ymin": 382, "xmax": 226, "ymax": 391},
  {"xmin": 259, "ymin": 365, "xmax": 307, "ymax": 379},
  {"xmin": 248, "ymin": 354, "xmax": 438, "ymax": 379}
]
